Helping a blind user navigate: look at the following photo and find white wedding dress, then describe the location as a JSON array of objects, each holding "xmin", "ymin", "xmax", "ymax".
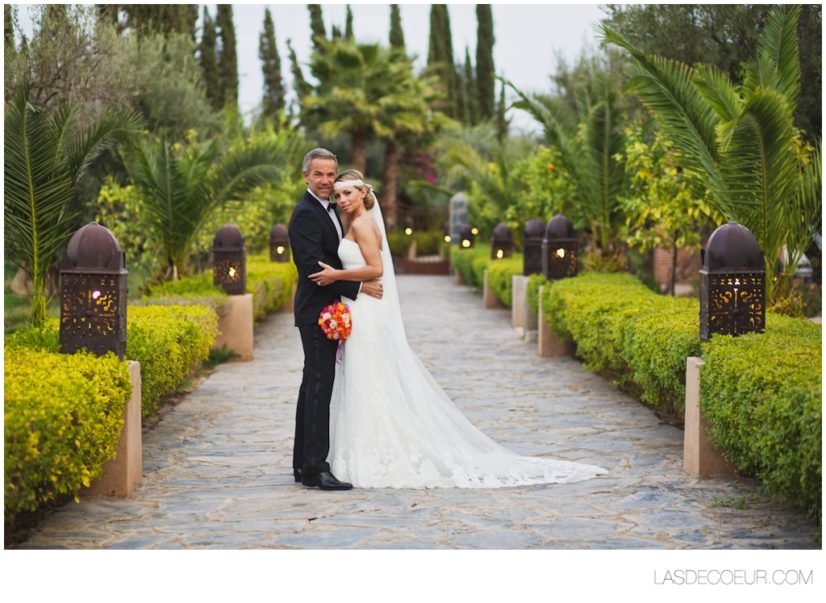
[{"xmin": 327, "ymin": 204, "xmax": 607, "ymax": 488}]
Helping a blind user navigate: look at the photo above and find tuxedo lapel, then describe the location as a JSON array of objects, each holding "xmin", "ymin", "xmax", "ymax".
[{"xmin": 303, "ymin": 190, "xmax": 339, "ymax": 240}]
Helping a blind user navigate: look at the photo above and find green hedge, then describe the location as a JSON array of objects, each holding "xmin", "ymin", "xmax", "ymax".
[
  {"xmin": 701, "ymin": 313, "xmax": 822, "ymax": 523},
  {"xmin": 541, "ymin": 272, "xmax": 699, "ymax": 415},
  {"xmin": 486, "ymin": 256, "xmax": 523, "ymax": 308},
  {"xmin": 526, "ymin": 273, "xmax": 547, "ymax": 315},
  {"xmin": 145, "ymin": 254, "xmax": 297, "ymax": 321},
  {"xmin": 539, "ymin": 271, "xmax": 822, "ymax": 521},
  {"xmin": 451, "ymin": 244, "xmax": 491, "ymax": 288},
  {"xmin": 6, "ymin": 304, "xmax": 218, "ymax": 419},
  {"xmin": 4, "ymin": 348, "xmax": 132, "ymax": 522}
]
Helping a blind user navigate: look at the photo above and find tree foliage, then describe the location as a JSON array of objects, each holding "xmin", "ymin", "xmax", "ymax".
[
  {"xmin": 259, "ymin": 8, "xmax": 285, "ymax": 122},
  {"xmin": 389, "ymin": 4, "xmax": 405, "ymax": 50},
  {"xmin": 4, "ymin": 84, "xmax": 142, "ymax": 325},
  {"xmin": 603, "ymin": 5, "xmax": 822, "ymax": 304},
  {"xmin": 216, "ymin": 4, "xmax": 238, "ymax": 109},
  {"xmin": 198, "ymin": 7, "xmax": 221, "ymax": 111},
  {"xmin": 475, "ymin": 4, "xmax": 495, "ymax": 120}
]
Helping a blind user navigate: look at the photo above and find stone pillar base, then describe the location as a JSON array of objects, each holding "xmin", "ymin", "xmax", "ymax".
[
  {"xmin": 483, "ymin": 269, "xmax": 505, "ymax": 309},
  {"xmin": 454, "ymin": 269, "xmax": 463, "ymax": 285},
  {"xmin": 511, "ymin": 275, "xmax": 538, "ymax": 331},
  {"xmin": 537, "ymin": 285, "xmax": 573, "ymax": 357},
  {"xmin": 683, "ymin": 357, "xmax": 736, "ymax": 476},
  {"xmin": 281, "ymin": 285, "xmax": 296, "ymax": 313},
  {"xmin": 84, "ymin": 361, "xmax": 142, "ymax": 497},
  {"xmin": 215, "ymin": 293, "xmax": 254, "ymax": 361}
]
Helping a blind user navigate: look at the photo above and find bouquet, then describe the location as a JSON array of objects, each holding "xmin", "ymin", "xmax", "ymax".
[{"xmin": 318, "ymin": 301, "xmax": 352, "ymax": 362}]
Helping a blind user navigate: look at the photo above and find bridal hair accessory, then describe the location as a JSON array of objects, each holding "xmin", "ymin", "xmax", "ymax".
[
  {"xmin": 318, "ymin": 301, "xmax": 352, "ymax": 363},
  {"xmin": 334, "ymin": 179, "xmax": 373, "ymax": 192}
]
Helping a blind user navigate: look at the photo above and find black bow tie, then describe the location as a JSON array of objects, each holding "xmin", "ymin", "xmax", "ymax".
[{"xmin": 327, "ymin": 203, "xmax": 337, "ymax": 213}]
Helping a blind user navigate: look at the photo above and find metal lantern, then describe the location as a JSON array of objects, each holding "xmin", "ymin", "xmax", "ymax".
[
  {"xmin": 491, "ymin": 223, "xmax": 514, "ymax": 260},
  {"xmin": 213, "ymin": 224, "xmax": 247, "ymax": 295},
  {"xmin": 459, "ymin": 224, "xmax": 475, "ymax": 249},
  {"xmin": 523, "ymin": 219, "xmax": 546, "ymax": 275},
  {"xmin": 542, "ymin": 215, "xmax": 578, "ymax": 279},
  {"xmin": 59, "ymin": 223, "xmax": 128, "ymax": 360},
  {"xmin": 699, "ymin": 222, "xmax": 765, "ymax": 341},
  {"xmin": 269, "ymin": 223, "xmax": 290, "ymax": 262}
]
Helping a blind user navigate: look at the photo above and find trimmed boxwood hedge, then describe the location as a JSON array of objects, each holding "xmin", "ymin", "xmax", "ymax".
[
  {"xmin": 451, "ymin": 244, "xmax": 491, "ymax": 288},
  {"xmin": 485, "ymin": 256, "xmax": 523, "ymax": 308},
  {"xmin": 4, "ymin": 348, "xmax": 132, "ymax": 522},
  {"xmin": 145, "ymin": 254, "xmax": 298, "ymax": 320},
  {"xmin": 538, "ymin": 271, "xmax": 822, "ymax": 522},
  {"xmin": 701, "ymin": 314, "xmax": 822, "ymax": 523},
  {"xmin": 451, "ymin": 245, "xmax": 523, "ymax": 308},
  {"xmin": 6, "ymin": 304, "xmax": 219, "ymax": 419}
]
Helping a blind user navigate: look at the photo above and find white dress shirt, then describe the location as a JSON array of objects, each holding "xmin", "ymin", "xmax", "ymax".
[{"xmin": 307, "ymin": 188, "xmax": 343, "ymax": 240}]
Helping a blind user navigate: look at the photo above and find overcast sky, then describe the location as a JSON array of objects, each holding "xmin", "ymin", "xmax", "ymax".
[{"xmin": 226, "ymin": 2, "xmax": 607, "ymax": 133}]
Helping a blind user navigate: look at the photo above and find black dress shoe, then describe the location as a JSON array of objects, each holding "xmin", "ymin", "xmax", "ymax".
[
  {"xmin": 301, "ymin": 471, "xmax": 353, "ymax": 491},
  {"xmin": 293, "ymin": 469, "xmax": 302, "ymax": 483}
]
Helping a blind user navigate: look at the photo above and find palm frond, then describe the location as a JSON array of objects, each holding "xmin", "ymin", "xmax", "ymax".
[
  {"xmin": 745, "ymin": 4, "xmax": 801, "ymax": 106},
  {"xmin": 601, "ymin": 26, "xmax": 727, "ymax": 210}
]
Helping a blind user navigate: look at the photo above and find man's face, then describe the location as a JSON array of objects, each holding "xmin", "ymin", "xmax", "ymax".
[{"xmin": 303, "ymin": 158, "xmax": 337, "ymax": 199}]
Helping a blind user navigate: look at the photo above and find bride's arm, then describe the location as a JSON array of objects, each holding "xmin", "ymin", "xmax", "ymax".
[{"xmin": 309, "ymin": 220, "xmax": 383, "ymax": 286}]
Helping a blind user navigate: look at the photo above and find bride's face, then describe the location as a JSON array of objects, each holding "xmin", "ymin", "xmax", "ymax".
[{"xmin": 334, "ymin": 185, "xmax": 368, "ymax": 214}]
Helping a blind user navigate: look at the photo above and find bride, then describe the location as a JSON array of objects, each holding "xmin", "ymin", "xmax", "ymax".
[{"xmin": 309, "ymin": 170, "xmax": 607, "ymax": 488}]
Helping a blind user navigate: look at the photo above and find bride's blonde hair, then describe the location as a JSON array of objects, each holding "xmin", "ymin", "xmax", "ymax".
[{"xmin": 335, "ymin": 169, "xmax": 377, "ymax": 210}]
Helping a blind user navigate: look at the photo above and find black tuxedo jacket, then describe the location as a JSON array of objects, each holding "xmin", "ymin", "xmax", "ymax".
[{"xmin": 289, "ymin": 190, "xmax": 360, "ymax": 326}]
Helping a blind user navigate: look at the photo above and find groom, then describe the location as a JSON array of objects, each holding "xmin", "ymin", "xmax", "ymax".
[{"xmin": 288, "ymin": 148, "xmax": 383, "ymax": 490}]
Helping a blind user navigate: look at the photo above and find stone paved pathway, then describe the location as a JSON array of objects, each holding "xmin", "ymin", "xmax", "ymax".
[{"xmin": 19, "ymin": 276, "xmax": 818, "ymax": 549}]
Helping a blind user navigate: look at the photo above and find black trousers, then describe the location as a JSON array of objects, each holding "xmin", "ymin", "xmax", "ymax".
[{"xmin": 294, "ymin": 324, "xmax": 339, "ymax": 476}]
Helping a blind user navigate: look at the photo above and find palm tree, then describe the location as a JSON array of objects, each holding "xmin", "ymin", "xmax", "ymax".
[
  {"xmin": 507, "ymin": 65, "xmax": 630, "ymax": 269},
  {"xmin": 4, "ymin": 84, "xmax": 142, "ymax": 326},
  {"xmin": 602, "ymin": 5, "xmax": 821, "ymax": 302},
  {"xmin": 375, "ymin": 51, "xmax": 445, "ymax": 228},
  {"xmin": 122, "ymin": 134, "xmax": 293, "ymax": 282}
]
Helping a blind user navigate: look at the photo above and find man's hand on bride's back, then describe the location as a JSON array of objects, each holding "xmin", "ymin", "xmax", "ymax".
[{"xmin": 362, "ymin": 279, "xmax": 383, "ymax": 299}]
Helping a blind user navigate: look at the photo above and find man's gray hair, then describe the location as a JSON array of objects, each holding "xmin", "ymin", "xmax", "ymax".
[{"xmin": 302, "ymin": 148, "xmax": 338, "ymax": 173}]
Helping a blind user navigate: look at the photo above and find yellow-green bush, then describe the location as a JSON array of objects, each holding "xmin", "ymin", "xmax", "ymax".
[
  {"xmin": 145, "ymin": 254, "xmax": 297, "ymax": 320},
  {"xmin": 451, "ymin": 244, "xmax": 491, "ymax": 288},
  {"xmin": 539, "ymin": 271, "xmax": 822, "ymax": 521},
  {"xmin": 486, "ymin": 256, "xmax": 523, "ymax": 308},
  {"xmin": 4, "ymin": 348, "xmax": 132, "ymax": 522},
  {"xmin": 701, "ymin": 314, "xmax": 822, "ymax": 523},
  {"xmin": 127, "ymin": 305, "xmax": 218, "ymax": 417},
  {"xmin": 6, "ymin": 304, "xmax": 219, "ymax": 419}
]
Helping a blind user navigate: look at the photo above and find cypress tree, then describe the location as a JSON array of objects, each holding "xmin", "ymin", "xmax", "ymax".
[
  {"xmin": 216, "ymin": 4, "xmax": 239, "ymax": 109},
  {"xmin": 464, "ymin": 47, "xmax": 478, "ymax": 125},
  {"xmin": 121, "ymin": 5, "xmax": 196, "ymax": 38},
  {"xmin": 475, "ymin": 4, "xmax": 495, "ymax": 119},
  {"xmin": 5, "ymin": 4, "xmax": 14, "ymax": 51},
  {"xmin": 308, "ymin": 4, "xmax": 326, "ymax": 50},
  {"xmin": 389, "ymin": 4, "xmax": 404, "ymax": 49},
  {"xmin": 331, "ymin": 25, "xmax": 341, "ymax": 40},
  {"xmin": 345, "ymin": 5, "xmax": 354, "ymax": 40},
  {"xmin": 427, "ymin": 5, "xmax": 458, "ymax": 118},
  {"xmin": 287, "ymin": 38, "xmax": 311, "ymax": 103},
  {"xmin": 496, "ymin": 77, "xmax": 508, "ymax": 141},
  {"xmin": 199, "ymin": 7, "xmax": 222, "ymax": 110},
  {"xmin": 259, "ymin": 8, "xmax": 285, "ymax": 121}
]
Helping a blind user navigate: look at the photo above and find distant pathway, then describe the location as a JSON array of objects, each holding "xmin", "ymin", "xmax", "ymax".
[{"xmin": 20, "ymin": 276, "xmax": 817, "ymax": 549}]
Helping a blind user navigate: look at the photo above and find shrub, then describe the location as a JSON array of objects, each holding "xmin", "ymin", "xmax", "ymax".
[
  {"xmin": 700, "ymin": 314, "xmax": 822, "ymax": 523},
  {"xmin": 144, "ymin": 254, "xmax": 297, "ymax": 320},
  {"xmin": 6, "ymin": 305, "xmax": 219, "ymax": 419},
  {"xmin": 4, "ymin": 348, "xmax": 132, "ymax": 522},
  {"xmin": 387, "ymin": 230, "xmax": 412, "ymax": 257},
  {"xmin": 486, "ymin": 256, "xmax": 523, "ymax": 308},
  {"xmin": 538, "ymin": 271, "xmax": 822, "ymax": 521},
  {"xmin": 451, "ymin": 244, "xmax": 491, "ymax": 288},
  {"xmin": 127, "ymin": 305, "xmax": 218, "ymax": 417}
]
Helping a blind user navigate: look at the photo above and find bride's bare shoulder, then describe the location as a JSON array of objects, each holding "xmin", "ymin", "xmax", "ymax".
[{"xmin": 351, "ymin": 215, "xmax": 382, "ymax": 240}]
